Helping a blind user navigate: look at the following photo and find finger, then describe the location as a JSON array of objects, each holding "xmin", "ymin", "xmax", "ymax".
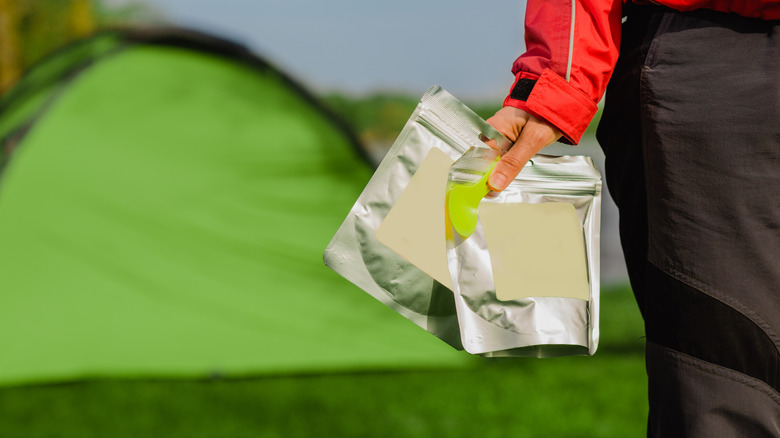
[
  {"xmin": 486, "ymin": 109, "xmax": 527, "ymax": 143},
  {"xmin": 479, "ymin": 133, "xmax": 501, "ymax": 151}
]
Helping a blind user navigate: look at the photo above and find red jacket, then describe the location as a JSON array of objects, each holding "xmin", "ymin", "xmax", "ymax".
[{"xmin": 505, "ymin": 0, "xmax": 780, "ymax": 144}]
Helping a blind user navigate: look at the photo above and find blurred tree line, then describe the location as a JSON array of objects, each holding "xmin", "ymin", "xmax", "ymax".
[{"xmin": 0, "ymin": 0, "xmax": 155, "ymax": 94}]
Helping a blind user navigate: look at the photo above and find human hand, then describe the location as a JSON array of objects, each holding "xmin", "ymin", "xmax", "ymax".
[{"xmin": 485, "ymin": 107, "xmax": 562, "ymax": 192}]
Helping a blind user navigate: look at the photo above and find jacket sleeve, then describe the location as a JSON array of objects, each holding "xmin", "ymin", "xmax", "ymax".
[{"xmin": 504, "ymin": 0, "xmax": 623, "ymax": 144}]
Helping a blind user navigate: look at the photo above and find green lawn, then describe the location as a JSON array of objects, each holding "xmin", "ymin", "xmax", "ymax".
[{"xmin": 0, "ymin": 286, "xmax": 647, "ymax": 438}]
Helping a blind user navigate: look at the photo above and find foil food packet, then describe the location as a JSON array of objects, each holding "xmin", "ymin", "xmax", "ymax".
[
  {"xmin": 323, "ymin": 86, "xmax": 602, "ymax": 356},
  {"xmin": 446, "ymin": 147, "xmax": 602, "ymax": 357},
  {"xmin": 323, "ymin": 86, "xmax": 511, "ymax": 349}
]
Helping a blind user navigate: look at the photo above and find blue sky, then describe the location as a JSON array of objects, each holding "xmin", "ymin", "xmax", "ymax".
[{"xmin": 111, "ymin": 0, "xmax": 527, "ymax": 100}]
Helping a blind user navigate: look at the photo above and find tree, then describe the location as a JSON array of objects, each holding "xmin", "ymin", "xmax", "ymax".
[{"xmin": 0, "ymin": 0, "xmax": 154, "ymax": 94}]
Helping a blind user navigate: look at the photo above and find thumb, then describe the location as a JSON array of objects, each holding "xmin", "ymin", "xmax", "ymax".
[
  {"xmin": 487, "ymin": 144, "xmax": 535, "ymax": 192},
  {"xmin": 487, "ymin": 116, "xmax": 562, "ymax": 192}
]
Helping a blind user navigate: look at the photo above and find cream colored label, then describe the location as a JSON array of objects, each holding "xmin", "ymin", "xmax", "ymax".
[
  {"xmin": 375, "ymin": 148, "xmax": 454, "ymax": 290},
  {"xmin": 478, "ymin": 202, "xmax": 589, "ymax": 301}
]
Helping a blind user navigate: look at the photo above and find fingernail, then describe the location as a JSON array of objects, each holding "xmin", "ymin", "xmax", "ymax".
[{"xmin": 488, "ymin": 173, "xmax": 507, "ymax": 192}]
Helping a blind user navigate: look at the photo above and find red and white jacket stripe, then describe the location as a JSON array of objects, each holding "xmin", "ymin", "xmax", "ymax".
[{"xmin": 505, "ymin": 0, "xmax": 780, "ymax": 144}]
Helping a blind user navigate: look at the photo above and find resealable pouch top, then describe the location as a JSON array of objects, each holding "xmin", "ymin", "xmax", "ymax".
[
  {"xmin": 323, "ymin": 86, "xmax": 511, "ymax": 349},
  {"xmin": 446, "ymin": 147, "xmax": 602, "ymax": 357}
]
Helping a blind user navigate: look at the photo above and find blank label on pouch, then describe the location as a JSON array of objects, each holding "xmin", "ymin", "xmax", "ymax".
[
  {"xmin": 479, "ymin": 202, "xmax": 589, "ymax": 301},
  {"xmin": 375, "ymin": 148, "xmax": 454, "ymax": 290}
]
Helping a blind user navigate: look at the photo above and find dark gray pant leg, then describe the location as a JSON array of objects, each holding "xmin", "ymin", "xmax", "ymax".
[{"xmin": 598, "ymin": 6, "xmax": 780, "ymax": 436}]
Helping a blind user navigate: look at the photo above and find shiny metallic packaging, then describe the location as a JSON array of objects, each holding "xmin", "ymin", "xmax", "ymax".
[
  {"xmin": 446, "ymin": 148, "xmax": 602, "ymax": 357},
  {"xmin": 324, "ymin": 86, "xmax": 601, "ymax": 356}
]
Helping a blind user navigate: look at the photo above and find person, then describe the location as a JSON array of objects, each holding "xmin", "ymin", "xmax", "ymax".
[{"xmin": 485, "ymin": 0, "xmax": 780, "ymax": 435}]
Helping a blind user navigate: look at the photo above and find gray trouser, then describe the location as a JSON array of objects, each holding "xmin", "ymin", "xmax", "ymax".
[{"xmin": 597, "ymin": 5, "xmax": 780, "ymax": 436}]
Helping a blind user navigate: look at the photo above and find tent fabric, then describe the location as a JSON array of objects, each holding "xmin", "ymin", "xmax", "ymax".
[{"xmin": 0, "ymin": 29, "xmax": 466, "ymax": 386}]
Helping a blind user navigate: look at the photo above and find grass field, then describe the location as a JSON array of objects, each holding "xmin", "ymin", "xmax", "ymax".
[{"xmin": 0, "ymin": 286, "xmax": 647, "ymax": 438}]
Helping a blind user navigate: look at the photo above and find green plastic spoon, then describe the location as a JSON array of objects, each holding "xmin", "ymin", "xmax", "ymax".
[{"xmin": 447, "ymin": 161, "xmax": 498, "ymax": 238}]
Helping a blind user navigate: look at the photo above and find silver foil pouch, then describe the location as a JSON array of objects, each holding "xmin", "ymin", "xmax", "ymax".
[
  {"xmin": 324, "ymin": 85, "xmax": 601, "ymax": 357},
  {"xmin": 446, "ymin": 147, "xmax": 602, "ymax": 357},
  {"xmin": 323, "ymin": 86, "xmax": 511, "ymax": 349}
]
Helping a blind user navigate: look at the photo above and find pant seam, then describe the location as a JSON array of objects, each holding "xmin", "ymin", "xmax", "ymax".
[
  {"xmin": 647, "ymin": 259, "xmax": 780, "ymax": 356},
  {"xmin": 649, "ymin": 341, "xmax": 780, "ymax": 405}
]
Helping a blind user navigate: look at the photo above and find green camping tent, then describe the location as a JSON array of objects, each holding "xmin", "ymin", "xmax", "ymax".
[{"xmin": 0, "ymin": 28, "xmax": 465, "ymax": 386}]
